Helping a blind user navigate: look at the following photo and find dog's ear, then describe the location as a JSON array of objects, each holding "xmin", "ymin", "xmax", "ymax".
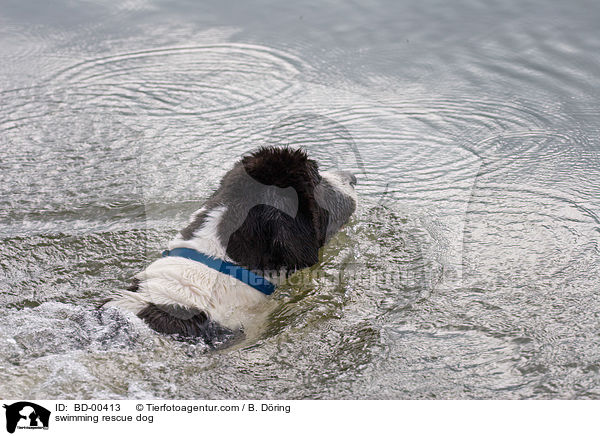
[
  {"xmin": 224, "ymin": 146, "xmax": 328, "ymax": 273},
  {"xmin": 225, "ymin": 204, "xmax": 321, "ymax": 273}
]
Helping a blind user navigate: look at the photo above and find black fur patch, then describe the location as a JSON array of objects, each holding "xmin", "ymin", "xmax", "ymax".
[
  {"xmin": 127, "ymin": 278, "xmax": 141, "ymax": 292},
  {"xmin": 137, "ymin": 303, "xmax": 236, "ymax": 347},
  {"xmin": 225, "ymin": 146, "xmax": 328, "ymax": 273},
  {"xmin": 226, "ymin": 204, "xmax": 324, "ymax": 273},
  {"xmin": 179, "ymin": 209, "xmax": 209, "ymax": 241}
]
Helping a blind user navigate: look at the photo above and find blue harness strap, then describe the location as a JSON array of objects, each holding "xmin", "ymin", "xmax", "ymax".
[{"xmin": 162, "ymin": 247, "xmax": 276, "ymax": 296}]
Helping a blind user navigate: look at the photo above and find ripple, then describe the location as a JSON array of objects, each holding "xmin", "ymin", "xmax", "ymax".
[
  {"xmin": 270, "ymin": 94, "xmax": 576, "ymax": 211},
  {"xmin": 462, "ymin": 182, "xmax": 600, "ymax": 287},
  {"xmin": 2, "ymin": 0, "xmax": 600, "ymax": 400},
  {"xmin": 0, "ymin": 86, "xmax": 53, "ymax": 130},
  {"xmin": 470, "ymin": 131, "xmax": 596, "ymax": 180},
  {"xmin": 0, "ymin": 23, "xmax": 73, "ymax": 89},
  {"xmin": 45, "ymin": 44, "xmax": 308, "ymax": 118}
]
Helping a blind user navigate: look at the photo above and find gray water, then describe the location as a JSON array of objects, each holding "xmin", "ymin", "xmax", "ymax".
[{"xmin": 1, "ymin": 0, "xmax": 600, "ymax": 399}]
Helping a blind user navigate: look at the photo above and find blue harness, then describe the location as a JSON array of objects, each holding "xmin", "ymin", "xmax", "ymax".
[{"xmin": 162, "ymin": 247, "xmax": 276, "ymax": 296}]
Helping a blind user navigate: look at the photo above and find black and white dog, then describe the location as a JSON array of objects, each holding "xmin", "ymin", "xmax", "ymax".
[{"xmin": 107, "ymin": 146, "xmax": 357, "ymax": 345}]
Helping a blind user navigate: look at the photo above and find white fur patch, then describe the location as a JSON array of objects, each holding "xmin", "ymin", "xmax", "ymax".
[
  {"xmin": 169, "ymin": 205, "xmax": 232, "ymax": 261},
  {"xmin": 320, "ymin": 170, "xmax": 358, "ymax": 202},
  {"xmin": 106, "ymin": 256, "xmax": 268, "ymax": 330},
  {"xmin": 108, "ymin": 204, "xmax": 272, "ymax": 330}
]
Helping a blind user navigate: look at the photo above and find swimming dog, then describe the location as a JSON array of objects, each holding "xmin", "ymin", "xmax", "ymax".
[{"xmin": 106, "ymin": 146, "xmax": 357, "ymax": 345}]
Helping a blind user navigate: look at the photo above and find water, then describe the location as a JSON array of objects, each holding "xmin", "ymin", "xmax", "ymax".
[{"xmin": 1, "ymin": 0, "xmax": 600, "ymax": 399}]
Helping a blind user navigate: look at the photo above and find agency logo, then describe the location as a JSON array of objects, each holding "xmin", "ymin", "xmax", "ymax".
[{"xmin": 2, "ymin": 402, "xmax": 50, "ymax": 434}]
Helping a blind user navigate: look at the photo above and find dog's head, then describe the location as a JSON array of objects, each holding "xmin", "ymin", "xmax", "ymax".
[{"xmin": 180, "ymin": 146, "xmax": 357, "ymax": 275}]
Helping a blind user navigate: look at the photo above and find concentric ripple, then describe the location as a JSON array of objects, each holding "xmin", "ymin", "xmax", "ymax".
[
  {"xmin": 267, "ymin": 91, "xmax": 579, "ymax": 214},
  {"xmin": 45, "ymin": 44, "xmax": 307, "ymax": 118}
]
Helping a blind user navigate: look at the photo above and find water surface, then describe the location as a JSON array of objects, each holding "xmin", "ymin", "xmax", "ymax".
[{"xmin": 1, "ymin": 0, "xmax": 600, "ymax": 399}]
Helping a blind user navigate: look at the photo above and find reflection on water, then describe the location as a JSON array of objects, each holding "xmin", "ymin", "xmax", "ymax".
[{"xmin": 1, "ymin": 0, "xmax": 600, "ymax": 399}]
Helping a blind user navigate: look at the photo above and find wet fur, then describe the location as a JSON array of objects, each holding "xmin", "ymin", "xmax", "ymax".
[{"xmin": 106, "ymin": 146, "xmax": 356, "ymax": 346}]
